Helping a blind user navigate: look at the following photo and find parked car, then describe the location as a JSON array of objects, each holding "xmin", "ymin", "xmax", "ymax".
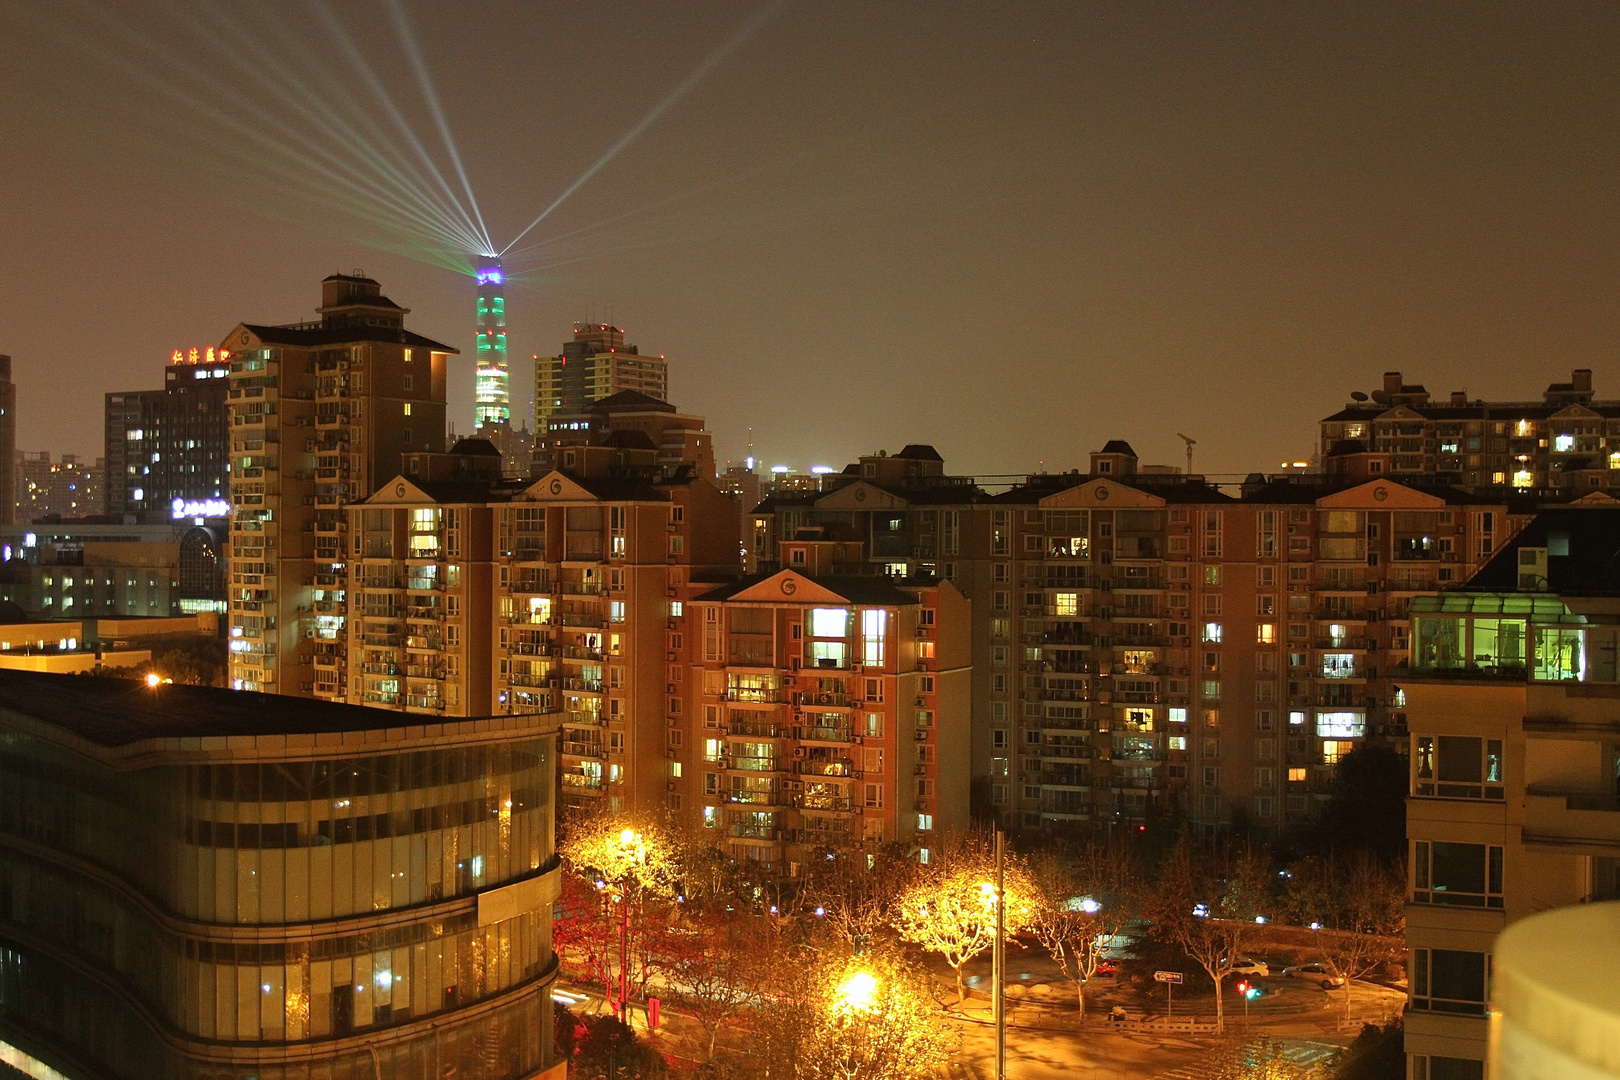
[
  {"xmin": 1283, "ymin": 963, "xmax": 1347, "ymax": 989},
  {"xmin": 1095, "ymin": 959, "xmax": 1119, "ymax": 977},
  {"xmin": 1227, "ymin": 957, "xmax": 1270, "ymax": 978}
]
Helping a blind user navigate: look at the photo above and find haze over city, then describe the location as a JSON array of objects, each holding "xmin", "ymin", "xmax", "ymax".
[{"xmin": 4, "ymin": 2, "xmax": 1618, "ymax": 476}]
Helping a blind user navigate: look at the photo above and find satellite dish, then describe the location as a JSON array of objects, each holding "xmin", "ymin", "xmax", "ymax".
[{"xmin": 1350, "ymin": 391, "xmax": 1369, "ymax": 402}]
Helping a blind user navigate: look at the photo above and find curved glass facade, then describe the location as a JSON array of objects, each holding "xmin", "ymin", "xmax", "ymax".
[{"xmin": 0, "ymin": 712, "xmax": 559, "ymax": 1080}]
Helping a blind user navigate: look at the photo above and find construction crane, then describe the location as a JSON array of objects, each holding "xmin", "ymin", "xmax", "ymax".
[{"xmin": 1177, "ymin": 433, "xmax": 1196, "ymax": 476}]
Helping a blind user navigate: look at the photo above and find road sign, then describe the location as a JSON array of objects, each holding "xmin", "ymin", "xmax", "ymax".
[{"xmin": 1154, "ymin": 971, "xmax": 1184, "ymax": 984}]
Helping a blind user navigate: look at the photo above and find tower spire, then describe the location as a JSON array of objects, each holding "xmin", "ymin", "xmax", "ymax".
[{"xmin": 474, "ymin": 255, "xmax": 509, "ymax": 426}]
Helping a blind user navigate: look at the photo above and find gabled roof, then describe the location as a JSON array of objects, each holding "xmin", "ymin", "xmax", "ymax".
[
  {"xmin": 895, "ymin": 444, "xmax": 944, "ymax": 462},
  {"xmin": 694, "ymin": 569, "xmax": 922, "ymax": 606}
]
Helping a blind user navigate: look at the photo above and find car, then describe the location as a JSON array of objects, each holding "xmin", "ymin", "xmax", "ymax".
[
  {"xmin": 1283, "ymin": 963, "xmax": 1347, "ymax": 989},
  {"xmin": 1227, "ymin": 957, "xmax": 1270, "ymax": 978},
  {"xmin": 1095, "ymin": 959, "xmax": 1119, "ymax": 977}
]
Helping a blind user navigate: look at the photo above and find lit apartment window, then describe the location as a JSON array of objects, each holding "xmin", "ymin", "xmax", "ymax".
[
  {"xmin": 1413, "ymin": 736, "xmax": 1504, "ymax": 799},
  {"xmin": 1202, "ymin": 622, "xmax": 1222, "ymax": 643},
  {"xmin": 1321, "ymin": 739, "xmax": 1355, "ymax": 764},
  {"xmin": 1287, "ymin": 767, "xmax": 1306, "ymax": 782}
]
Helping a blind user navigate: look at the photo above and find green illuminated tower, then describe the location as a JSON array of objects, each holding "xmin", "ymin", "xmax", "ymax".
[{"xmin": 474, "ymin": 255, "xmax": 508, "ymax": 425}]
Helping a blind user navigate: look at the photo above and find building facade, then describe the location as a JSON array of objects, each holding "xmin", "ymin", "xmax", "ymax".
[
  {"xmin": 671, "ymin": 546, "xmax": 972, "ymax": 876},
  {"xmin": 1320, "ymin": 368, "xmax": 1620, "ymax": 491},
  {"xmin": 104, "ymin": 346, "xmax": 231, "ymax": 520},
  {"xmin": 0, "ymin": 670, "xmax": 561, "ymax": 1080},
  {"xmin": 748, "ymin": 443, "xmax": 1531, "ymax": 837},
  {"xmin": 533, "ymin": 323, "xmax": 667, "ymax": 434},
  {"xmin": 1401, "ymin": 504, "xmax": 1620, "ymax": 1080},
  {"xmin": 532, "ymin": 390, "xmax": 716, "ymax": 480},
  {"xmin": 14, "ymin": 451, "xmax": 101, "ymax": 522},
  {"xmin": 224, "ymin": 273, "xmax": 455, "ymax": 696},
  {"xmin": 0, "ymin": 520, "xmax": 225, "ymax": 618}
]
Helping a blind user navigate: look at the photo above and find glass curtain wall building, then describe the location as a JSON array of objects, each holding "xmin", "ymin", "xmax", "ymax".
[{"xmin": 0, "ymin": 671, "xmax": 561, "ymax": 1080}]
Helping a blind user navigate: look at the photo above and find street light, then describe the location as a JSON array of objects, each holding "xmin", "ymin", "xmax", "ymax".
[
  {"xmin": 836, "ymin": 969, "xmax": 879, "ymax": 1014},
  {"xmin": 978, "ymin": 832, "xmax": 1007, "ymax": 1080}
]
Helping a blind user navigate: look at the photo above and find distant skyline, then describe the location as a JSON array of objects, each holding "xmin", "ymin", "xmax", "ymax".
[{"xmin": 2, "ymin": 2, "xmax": 1617, "ymax": 476}]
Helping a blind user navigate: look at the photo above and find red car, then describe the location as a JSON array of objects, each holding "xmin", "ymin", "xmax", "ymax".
[{"xmin": 1094, "ymin": 959, "xmax": 1119, "ymax": 977}]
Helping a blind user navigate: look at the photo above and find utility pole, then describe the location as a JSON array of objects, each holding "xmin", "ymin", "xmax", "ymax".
[
  {"xmin": 1177, "ymin": 433, "xmax": 1196, "ymax": 476},
  {"xmin": 994, "ymin": 830, "xmax": 1006, "ymax": 1080}
]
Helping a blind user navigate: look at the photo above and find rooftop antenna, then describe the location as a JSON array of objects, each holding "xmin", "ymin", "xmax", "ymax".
[{"xmin": 1177, "ymin": 433, "xmax": 1196, "ymax": 475}]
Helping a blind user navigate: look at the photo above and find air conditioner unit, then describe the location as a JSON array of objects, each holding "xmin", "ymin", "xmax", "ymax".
[
  {"xmin": 666, "ymin": 652, "xmax": 677, "ymax": 662},
  {"xmin": 854, "ymin": 735, "xmax": 865, "ymax": 745},
  {"xmin": 793, "ymin": 747, "xmax": 806, "ymax": 758},
  {"xmin": 665, "ymin": 683, "xmax": 676, "ymax": 694},
  {"xmin": 666, "ymin": 781, "xmax": 677, "ymax": 791},
  {"xmin": 664, "ymin": 749, "xmax": 676, "ymax": 759}
]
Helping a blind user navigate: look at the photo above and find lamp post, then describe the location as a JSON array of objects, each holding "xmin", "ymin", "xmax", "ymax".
[{"xmin": 982, "ymin": 831, "xmax": 1006, "ymax": 1080}]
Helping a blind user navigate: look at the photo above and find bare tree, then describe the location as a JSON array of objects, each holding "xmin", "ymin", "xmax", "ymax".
[
  {"xmin": 801, "ymin": 843, "xmax": 917, "ymax": 951},
  {"xmin": 661, "ymin": 907, "xmax": 774, "ymax": 1060},
  {"xmin": 1287, "ymin": 854, "xmax": 1405, "ymax": 1017},
  {"xmin": 1029, "ymin": 843, "xmax": 1135, "ymax": 1020},
  {"xmin": 1146, "ymin": 837, "xmax": 1272, "ymax": 1034},
  {"xmin": 893, "ymin": 832, "xmax": 1039, "ymax": 1009}
]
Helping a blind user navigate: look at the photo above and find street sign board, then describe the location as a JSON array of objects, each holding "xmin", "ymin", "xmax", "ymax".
[{"xmin": 1153, "ymin": 971, "xmax": 1184, "ymax": 984}]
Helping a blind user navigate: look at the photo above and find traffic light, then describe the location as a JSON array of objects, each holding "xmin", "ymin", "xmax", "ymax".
[{"xmin": 1236, "ymin": 981, "xmax": 1249, "ymax": 996}]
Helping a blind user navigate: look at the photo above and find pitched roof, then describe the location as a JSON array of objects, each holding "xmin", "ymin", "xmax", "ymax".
[
  {"xmin": 693, "ymin": 572, "xmax": 922, "ymax": 606},
  {"xmin": 591, "ymin": 390, "xmax": 674, "ymax": 413},
  {"xmin": 1099, "ymin": 439, "xmax": 1138, "ymax": 456},
  {"xmin": 447, "ymin": 437, "xmax": 503, "ymax": 457},
  {"xmin": 241, "ymin": 323, "xmax": 458, "ymax": 353},
  {"xmin": 1462, "ymin": 507, "xmax": 1620, "ymax": 595},
  {"xmin": 895, "ymin": 444, "xmax": 944, "ymax": 462}
]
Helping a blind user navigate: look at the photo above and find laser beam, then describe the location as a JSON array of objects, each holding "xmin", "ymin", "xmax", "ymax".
[{"xmin": 500, "ymin": 0, "xmax": 783, "ymax": 255}]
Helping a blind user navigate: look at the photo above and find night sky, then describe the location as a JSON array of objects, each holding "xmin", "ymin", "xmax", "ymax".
[{"xmin": 2, "ymin": 2, "xmax": 1617, "ymax": 479}]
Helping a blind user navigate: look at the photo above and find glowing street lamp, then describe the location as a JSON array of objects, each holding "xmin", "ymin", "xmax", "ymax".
[{"xmin": 836, "ymin": 969, "xmax": 879, "ymax": 1014}]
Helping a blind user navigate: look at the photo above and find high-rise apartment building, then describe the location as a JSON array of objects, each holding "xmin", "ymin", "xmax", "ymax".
[
  {"xmin": 104, "ymin": 347, "xmax": 231, "ymax": 520},
  {"xmin": 671, "ymin": 531, "xmax": 972, "ymax": 875},
  {"xmin": 14, "ymin": 451, "xmax": 102, "ymax": 521},
  {"xmin": 0, "ymin": 670, "xmax": 562, "ymax": 1080},
  {"xmin": 750, "ymin": 441, "xmax": 1531, "ymax": 837},
  {"xmin": 533, "ymin": 323, "xmax": 667, "ymax": 433},
  {"xmin": 223, "ymin": 273, "xmax": 455, "ymax": 695},
  {"xmin": 0, "ymin": 356, "xmax": 15, "ymax": 527},
  {"xmin": 1320, "ymin": 367, "xmax": 1620, "ymax": 490},
  {"xmin": 1400, "ymin": 504, "xmax": 1620, "ymax": 1079}
]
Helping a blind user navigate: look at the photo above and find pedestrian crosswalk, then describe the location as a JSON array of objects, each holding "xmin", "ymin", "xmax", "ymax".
[{"xmin": 1149, "ymin": 1039, "xmax": 1341, "ymax": 1079}]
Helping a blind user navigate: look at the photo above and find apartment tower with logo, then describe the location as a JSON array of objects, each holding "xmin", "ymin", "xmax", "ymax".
[{"xmin": 223, "ymin": 273, "xmax": 455, "ymax": 696}]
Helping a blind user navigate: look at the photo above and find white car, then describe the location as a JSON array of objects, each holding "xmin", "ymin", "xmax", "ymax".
[
  {"xmin": 1227, "ymin": 957, "xmax": 1270, "ymax": 978},
  {"xmin": 1283, "ymin": 963, "xmax": 1347, "ymax": 989}
]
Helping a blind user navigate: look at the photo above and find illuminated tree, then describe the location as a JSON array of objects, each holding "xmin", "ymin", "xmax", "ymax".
[
  {"xmin": 559, "ymin": 813, "xmax": 679, "ymax": 1018},
  {"xmin": 892, "ymin": 833, "xmax": 1038, "ymax": 1009},
  {"xmin": 797, "ymin": 950, "xmax": 954, "ymax": 1080},
  {"xmin": 1146, "ymin": 837, "xmax": 1272, "ymax": 1034},
  {"xmin": 1029, "ymin": 843, "xmax": 1135, "ymax": 1020}
]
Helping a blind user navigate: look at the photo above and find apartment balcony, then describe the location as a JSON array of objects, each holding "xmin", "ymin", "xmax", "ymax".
[
  {"xmin": 405, "ymin": 664, "xmax": 444, "ymax": 680},
  {"xmin": 793, "ymin": 690, "xmax": 850, "ymax": 708},
  {"xmin": 360, "ymin": 633, "xmax": 403, "ymax": 648},
  {"xmin": 798, "ymin": 795, "xmax": 854, "ymax": 813},
  {"xmin": 404, "ymin": 635, "xmax": 444, "ymax": 652},
  {"xmin": 725, "ymin": 790, "xmax": 783, "ymax": 809},
  {"xmin": 313, "ymin": 654, "xmax": 342, "ymax": 670},
  {"xmin": 561, "ymin": 773, "xmax": 604, "ymax": 793},
  {"xmin": 560, "ymin": 711, "xmax": 602, "ymax": 728},
  {"xmin": 1315, "ymin": 610, "xmax": 1374, "ymax": 624},
  {"xmin": 557, "ymin": 581, "xmax": 600, "ymax": 596},
  {"xmin": 727, "ymin": 719, "xmax": 788, "ymax": 739},
  {"xmin": 556, "ymin": 613, "xmax": 605, "ymax": 629},
  {"xmin": 361, "ymin": 692, "xmax": 399, "ymax": 706},
  {"xmin": 561, "ymin": 741, "xmax": 605, "ymax": 758},
  {"xmin": 1523, "ymin": 790, "xmax": 1620, "ymax": 852},
  {"xmin": 721, "ymin": 756, "xmax": 784, "ymax": 775},
  {"xmin": 556, "ymin": 677, "xmax": 603, "ymax": 693},
  {"xmin": 796, "ymin": 759, "xmax": 855, "ymax": 777},
  {"xmin": 1314, "ymin": 637, "xmax": 1376, "ymax": 651},
  {"xmin": 728, "ymin": 824, "xmax": 783, "ymax": 842},
  {"xmin": 507, "ymin": 672, "xmax": 554, "ymax": 689},
  {"xmin": 511, "ymin": 640, "xmax": 558, "ymax": 657},
  {"xmin": 1039, "ymin": 776, "xmax": 1091, "ymax": 792},
  {"xmin": 361, "ymin": 663, "xmax": 398, "ymax": 676},
  {"xmin": 795, "ymin": 725, "xmax": 853, "ymax": 744},
  {"xmin": 404, "ymin": 696, "xmax": 445, "ymax": 713},
  {"xmin": 1038, "ymin": 746, "xmax": 1094, "ymax": 761},
  {"xmin": 312, "ymin": 519, "xmax": 348, "ymax": 535}
]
